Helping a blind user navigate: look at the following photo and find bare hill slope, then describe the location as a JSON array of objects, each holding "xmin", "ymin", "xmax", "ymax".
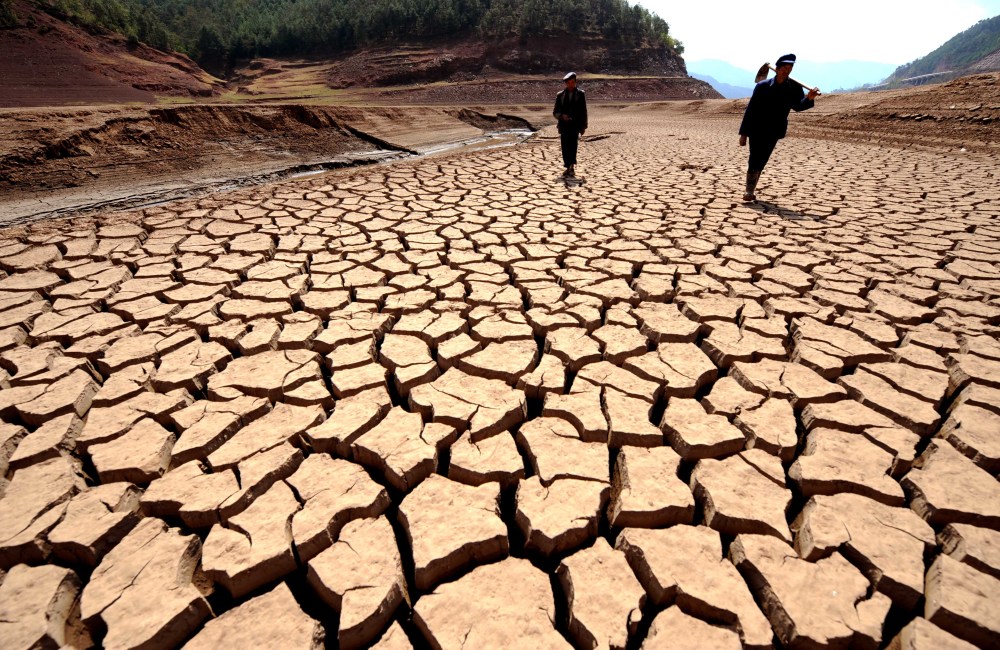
[{"xmin": 0, "ymin": 0, "xmax": 223, "ymax": 107}]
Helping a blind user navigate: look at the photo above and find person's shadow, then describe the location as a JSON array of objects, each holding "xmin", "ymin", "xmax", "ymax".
[
  {"xmin": 560, "ymin": 175, "xmax": 586, "ymax": 187},
  {"xmin": 749, "ymin": 199, "xmax": 826, "ymax": 221}
]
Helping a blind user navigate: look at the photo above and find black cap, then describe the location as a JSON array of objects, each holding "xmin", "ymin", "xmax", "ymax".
[{"xmin": 776, "ymin": 54, "xmax": 796, "ymax": 66}]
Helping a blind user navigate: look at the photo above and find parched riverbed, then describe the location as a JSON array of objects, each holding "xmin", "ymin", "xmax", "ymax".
[{"xmin": 0, "ymin": 104, "xmax": 998, "ymax": 649}]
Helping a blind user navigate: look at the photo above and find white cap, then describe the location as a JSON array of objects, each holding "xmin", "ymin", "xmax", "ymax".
[{"xmin": 563, "ymin": 72, "xmax": 577, "ymax": 81}]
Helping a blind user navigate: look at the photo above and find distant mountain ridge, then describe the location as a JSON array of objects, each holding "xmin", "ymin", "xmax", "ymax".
[
  {"xmin": 688, "ymin": 73, "xmax": 752, "ymax": 99},
  {"xmin": 791, "ymin": 61, "xmax": 898, "ymax": 91},
  {"xmin": 685, "ymin": 60, "xmax": 756, "ymax": 88},
  {"xmin": 687, "ymin": 58, "xmax": 898, "ymax": 94}
]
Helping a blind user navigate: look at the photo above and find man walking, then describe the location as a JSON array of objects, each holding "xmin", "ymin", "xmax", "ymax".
[
  {"xmin": 739, "ymin": 54, "xmax": 819, "ymax": 202},
  {"xmin": 553, "ymin": 72, "xmax": 587, "ymax": 177}
]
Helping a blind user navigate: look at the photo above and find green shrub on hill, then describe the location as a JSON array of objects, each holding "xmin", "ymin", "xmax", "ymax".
[
  {"xmin": 1, "ymin": 0, "xmax": 20, "ymax": 27},
  {"xmin": 889, "ymin": 14, "xmax": 1000, "ymax": 80},
  {"xmin": 29, "ymin": 0, "xmax": 680, "ymax": 71}
]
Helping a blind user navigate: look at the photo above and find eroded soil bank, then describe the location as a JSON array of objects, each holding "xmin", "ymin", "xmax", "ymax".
[{"xmin": 0, "ymin": 104, "xmax": 543, "ymax": 224}]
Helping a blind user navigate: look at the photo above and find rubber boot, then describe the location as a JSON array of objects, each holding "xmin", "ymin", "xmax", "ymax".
[{"xmin": 743, "ymin": 171, "xmax": 761, "ymax": 202}]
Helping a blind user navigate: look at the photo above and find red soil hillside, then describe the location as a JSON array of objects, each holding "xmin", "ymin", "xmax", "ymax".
[{"xmin": 0, "ymin": 0, "xmax": 223, "ymax": 107}]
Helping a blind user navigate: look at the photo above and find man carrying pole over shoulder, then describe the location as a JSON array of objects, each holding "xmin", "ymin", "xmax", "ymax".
[{"xmin": 739, "ymin": 54, "xmax": 820, "ymax": 202}]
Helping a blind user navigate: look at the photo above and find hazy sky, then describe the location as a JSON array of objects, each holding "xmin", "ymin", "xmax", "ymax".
[{"xmin": 638, "ymin": 0, "xmax": 1000, "ymax": 66}]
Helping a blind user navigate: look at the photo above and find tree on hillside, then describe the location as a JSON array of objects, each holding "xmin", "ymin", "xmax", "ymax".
[
  {"xmin": 195, "ymin": 24, "xmax": 226, "ymax": 73},
  {"xmin": 0, "ymin": 0, "xmax": 19, "ymax": 28},
  {"xmin": 37, "ymin": 0, "xmax": 683, "ymax": 68}
]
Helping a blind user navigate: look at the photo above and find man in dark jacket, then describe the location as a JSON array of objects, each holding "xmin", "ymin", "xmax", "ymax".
[
  {"xmin": 739, "ymin": 54, "xmax": 819, "ymax": 201},
  {"xmin": 553, "ymin": 72, "xmax": 588, "ymax": 177}
]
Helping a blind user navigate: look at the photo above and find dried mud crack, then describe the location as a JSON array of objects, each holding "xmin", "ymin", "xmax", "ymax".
[{"xmin": 0, "ymin": 102, "xmax": 999, "ymax": 650}]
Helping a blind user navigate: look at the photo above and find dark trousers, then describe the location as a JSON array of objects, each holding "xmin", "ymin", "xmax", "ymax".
[
  {"xmin": 560, "ymin": 130, "xmax": 579, "ymax": 167},
  {"xmin": 748, "ymin": 137, "xmax": 779, "ymax": 173}
]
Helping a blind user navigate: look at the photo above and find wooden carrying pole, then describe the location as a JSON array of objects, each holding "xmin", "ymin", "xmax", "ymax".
[{"xmin": 754, "ymin": 62, "xmax": 821, "ymax": 95}]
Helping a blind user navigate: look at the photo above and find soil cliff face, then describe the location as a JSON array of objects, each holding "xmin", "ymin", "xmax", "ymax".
[
  {"xmin": 0, "ymin": 105, "xmax": 399, "ymax": 192},
  {"xmin": 264, "ymin": 37, "xmax": 688, "ymax": 90},
  {"xmin": 229, "ymin": 37, "xmax": 719, "ymax": 103},
  {"xmin": 488, "ymin": 35, "xmax": 687, "ymax": 76}
]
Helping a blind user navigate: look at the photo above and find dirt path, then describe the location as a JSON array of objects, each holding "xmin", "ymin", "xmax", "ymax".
[{"xmin": 0, "ymin": 108, "xmax": 998, "ymax": 650}]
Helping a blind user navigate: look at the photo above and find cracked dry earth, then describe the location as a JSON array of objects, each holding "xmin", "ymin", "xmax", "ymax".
[{"xmin": 1, "ymin": 105, "xmax": 999, "ymax": 650}]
